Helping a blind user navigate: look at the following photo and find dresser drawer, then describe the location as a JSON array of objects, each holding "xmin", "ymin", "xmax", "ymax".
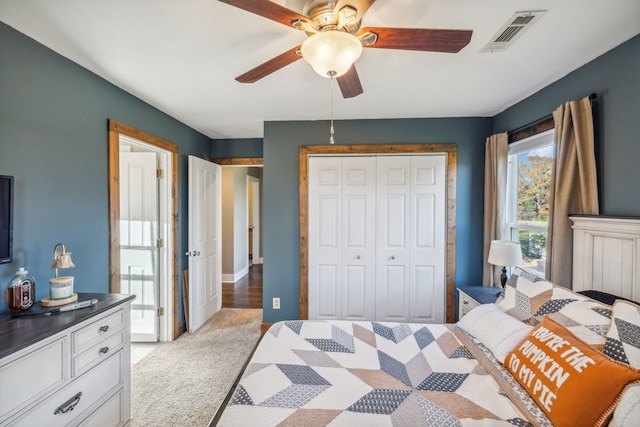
[
  {"xmin": 72, "ymin": 309, "xmax": 125, "ymax": 355},
  {"xmin": 0, "ymin": 336, "xmax": 69, "ymax": 422},
  {"xmin": 76, "ymin": 389, "xmax": 125, "ymax": 427},
  {"xmin": 73, "ymin": 330, "xmax": 125, "ymax": 377},
  {"xmin": 8, "ymin": 350, "xmax": 124, "ymax": 427}
]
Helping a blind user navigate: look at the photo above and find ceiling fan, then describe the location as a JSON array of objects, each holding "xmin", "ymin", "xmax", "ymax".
[{"xmin": 218, "ymin": 0, "xmax": 473, "ymax": 98}]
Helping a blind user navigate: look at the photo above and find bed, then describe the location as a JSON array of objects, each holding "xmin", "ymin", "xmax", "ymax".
[{"xmin": 213, "ymin": 217, "xmax": 640, "ymax": 426}]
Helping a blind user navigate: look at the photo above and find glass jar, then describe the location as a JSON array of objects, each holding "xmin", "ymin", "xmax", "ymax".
[{"xmin": 7, "ymin": 267, "xmax": 36, "ymax": 314}]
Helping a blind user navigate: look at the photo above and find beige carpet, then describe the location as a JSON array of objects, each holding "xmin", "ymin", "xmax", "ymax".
[{"xmin": 131, "ymin": 308, "xmax": 262, "ymax": 427}]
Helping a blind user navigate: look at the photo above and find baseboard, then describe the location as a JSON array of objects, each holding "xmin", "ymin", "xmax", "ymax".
[
  {"xmin": 222, "ymin": 265, "xmax": 250, "ymax": 284},
  {"xmin": 261, "ymin": 322, "xmax": 273, "ymax": 334}
]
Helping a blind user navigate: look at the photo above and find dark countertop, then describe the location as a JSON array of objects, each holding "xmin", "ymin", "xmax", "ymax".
[
  {"xmin": 457, "ymin": 286, "xmax": 501, "ymax": 305},
  {"xmin": 0, "ymin": 293, "xmax": 135, "ymax": 359}
]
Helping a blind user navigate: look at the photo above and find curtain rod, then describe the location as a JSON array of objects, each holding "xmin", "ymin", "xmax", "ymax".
[{"xmin": 508, "ymin": 93, "xmax": 598, "ymax": 136}]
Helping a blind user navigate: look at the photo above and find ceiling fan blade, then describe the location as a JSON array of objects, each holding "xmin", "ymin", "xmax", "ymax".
[
  {"xmin": 235, "ymin": 46, "xmax": 302, "ymax": 83},
  {"xmin": 360, "ymin": 27, "xmax": 472, "ymax": 53},
  {"xmin": 218, "ymin": 0, "xmax": 311, "ymax": 28},
  {"xmin": 335, "ymin": 0, "xmax": 376, "ymax": 23},
  {"xmin": 337, "ymin": 65, "xmax": 363, "ymax": 98}
]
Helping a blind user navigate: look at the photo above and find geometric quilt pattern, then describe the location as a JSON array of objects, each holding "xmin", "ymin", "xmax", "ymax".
[
  {"xmin": 496, "ymin": 267, "xmax": 554, "ymax": 325},
  {"xmin": 219, "ymin": 320, "xmax": 538, "ymax": 426},
  {"xmin": 604, "ymin": 300, "xmax": 640, "ymax": 368},
  {"xmin": 496, "ymin": 267, "xmax": 613, "ymax": 349}
]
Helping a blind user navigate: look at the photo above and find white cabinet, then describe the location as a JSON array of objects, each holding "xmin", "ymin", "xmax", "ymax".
[
  {"xmin": 308, "ymin": 155, "xmax": 447, "ymax": 323},
  {"xmin": 456, "ymin": 286, "xmax": 500, "ymax": 321},
  {"xmin": 0, "ymin": 297, "xmax": 132, "ymax": 426}
]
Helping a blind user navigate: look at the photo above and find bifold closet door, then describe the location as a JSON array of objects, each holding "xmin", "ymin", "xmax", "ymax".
[
  {"xmin": 375, "ymin": 155, "xmax": 446, "ymax": 323},
  {"xmin": 308, "ymin": 154, "xmax": 446, "ymax": 323},
  {"xmin": 308, "ymin": 156, "xmax": 376, "ymax": 320}
]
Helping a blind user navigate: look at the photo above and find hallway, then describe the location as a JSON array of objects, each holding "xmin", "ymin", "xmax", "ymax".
[{"xmin": 222, "ymin": 264, "xmax": 263, "ymax": 309}]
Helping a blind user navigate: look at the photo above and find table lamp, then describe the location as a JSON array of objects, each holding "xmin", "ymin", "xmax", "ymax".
[{"xmin": 488, "ymin": 240, "xmax": 523, "ymax": 292}]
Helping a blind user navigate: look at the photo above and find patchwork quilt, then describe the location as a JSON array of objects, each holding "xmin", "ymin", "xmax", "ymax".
[{"xmin": 217, "ymin": 320, "xmax": 546, "ymax": 426}]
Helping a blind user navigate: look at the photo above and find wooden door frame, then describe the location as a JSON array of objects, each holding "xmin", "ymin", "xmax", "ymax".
[
  {"xmin": 299, "ymin": 144, "xmax": 458, "ymax": 322},
  {"xmin": 108, "ymin": 120, "xmax": 180, "ymax": 339}
]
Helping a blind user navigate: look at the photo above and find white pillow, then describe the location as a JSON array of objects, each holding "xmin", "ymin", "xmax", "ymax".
[
  {"xmin": 457, "ymin": 303, "xmax": 533, "ymax": 363},
  {"xmin": 609, "ymin": 383, "xmax": 640, "ymax": 427}
]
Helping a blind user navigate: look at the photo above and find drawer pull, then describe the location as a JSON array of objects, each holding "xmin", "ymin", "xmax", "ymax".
[
  {"xmin": 99, "ymin": 325, "xmax": 109, "ymax": 332},
  {"xmin": 463, "ymin": 300, "xmax": 469, "ymax": 305},
  {"xmin": 99, "ymin": 346, "xmax": 110, "ymax": 354},
  {"xmin": 54, "ymin": 392, "xmax": 82, "ymax": 415}
]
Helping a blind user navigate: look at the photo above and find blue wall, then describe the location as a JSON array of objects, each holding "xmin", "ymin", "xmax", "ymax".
[
  {"xmin": 261, "ymin": 118, "xmax": 492, "ymax": 323},
  {"xmin": 211, "ymin": 138, "xmax": 263, "ymax": 158},
  {"xmin": 0, "ymin": 22, "xmax": 211, "ymax": 316}
]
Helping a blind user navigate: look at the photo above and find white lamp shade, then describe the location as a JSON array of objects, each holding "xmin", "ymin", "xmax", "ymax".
[
  {"xmin": 301, "ymin": 31, "xmax": 363, "ymax": 78},
  {"xmin": 488, "ymin": 240, "xmax": 523, "ymax": 266}
]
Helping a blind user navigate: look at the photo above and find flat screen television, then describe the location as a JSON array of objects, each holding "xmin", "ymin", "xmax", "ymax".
[{"xmin": 0, "ymin": 175, "xmax": 14, "ymax": 264}]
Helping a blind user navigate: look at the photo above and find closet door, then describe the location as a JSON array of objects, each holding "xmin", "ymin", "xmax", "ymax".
[
  {"xmin": 308, "ymin": 157, "xmax": 342, "ymax": 320},
  {"xmin": 375, "ymin": 155, "xmax": 447, "ymax": 323},
  {"xmin": 341, "ymin": 157, "xmax": 376, "ymax": 320},
  {"xmin": 375, "ymin": 156, "xmax": 412, "ymax": 322},
  {"xmin": 308, "ymin": 156, "xmax": 376, "ymax": 320},
  {"xmin": 309, "ymin": 154, "xmax": 446, "ymax": 323},
  {"xmin": 409, "ymin": 155, "xmax": 447, "ymax": 323}
]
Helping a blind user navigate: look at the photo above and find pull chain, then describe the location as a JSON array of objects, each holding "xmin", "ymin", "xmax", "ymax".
[{"xmin": 328, "ymin": 70, "xmax": 336, "ymax": 144}]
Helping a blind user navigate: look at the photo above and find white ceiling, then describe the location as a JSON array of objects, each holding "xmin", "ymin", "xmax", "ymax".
[{"xmin": 1, "ymin": 0, "xmax": 639, "ymax": 139}]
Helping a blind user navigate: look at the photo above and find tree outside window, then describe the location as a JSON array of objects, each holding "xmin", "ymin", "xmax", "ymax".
[{"xmin": 507, "ymin": 131, "xmax": 554, "ymax": 275}]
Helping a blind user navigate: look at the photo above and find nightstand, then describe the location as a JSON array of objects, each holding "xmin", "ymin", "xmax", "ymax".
[{"xmin": 457, "ymin": 286, "xmax": 501, "ymax": 320}]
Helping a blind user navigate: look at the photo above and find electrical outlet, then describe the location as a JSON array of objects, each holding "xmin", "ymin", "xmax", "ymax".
[{"xmin": 272, "ymin": 297, "xmax": 280, "ymax": 309}]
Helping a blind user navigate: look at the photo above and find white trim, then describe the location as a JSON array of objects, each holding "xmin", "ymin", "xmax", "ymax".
[
  {"xmin": 222, "ymin": 265, "xmax": 250, "ymax": 284},
  {"xmin": 508, "ymin": 128, "xmax": 554, "ymax": 155}
]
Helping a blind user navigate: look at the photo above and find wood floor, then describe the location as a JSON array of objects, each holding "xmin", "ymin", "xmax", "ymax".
[{"xmin": 222, "ymin": 264, "xmax": 263, "ymax": 309}]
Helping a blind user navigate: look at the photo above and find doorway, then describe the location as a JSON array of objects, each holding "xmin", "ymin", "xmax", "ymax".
[
  {"xmin": 213, "ymin": 158, "xmax": 263, "ymax": 309},
  {"xmin": 108, "ymin": 120, "xmax": 179, "ymax": 341}
]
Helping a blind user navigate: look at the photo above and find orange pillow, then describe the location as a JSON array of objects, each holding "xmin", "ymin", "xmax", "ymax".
[{"xmin": 504, "ymin": 316, "xmax": 640, "ymax": 427}]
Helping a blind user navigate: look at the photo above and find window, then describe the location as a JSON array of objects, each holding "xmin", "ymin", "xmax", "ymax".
[{"xmin": 506, "ymin": 129, "xmax": 554, "ymax": 276}]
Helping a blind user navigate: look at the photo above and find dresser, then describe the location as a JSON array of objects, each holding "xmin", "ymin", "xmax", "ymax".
[{"xmin": 0, "ymin": 293, "xmax": 134, "ymax": 426}]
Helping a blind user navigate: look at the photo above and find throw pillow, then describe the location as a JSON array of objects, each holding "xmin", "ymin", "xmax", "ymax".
[
  {"xmin": 604, "ymin": 300, "xmax": 640, "ymax": 368},
  {"xmin": 504, "ymin": 316, "xmax": 640, "ymax": 427},
  {"xmin": 457, "ymin": 303, "xmax": 533, "ymax": 363},
  {"xmin": 496, "ymin": 267, "xmax": 554, "ymax": 324}
]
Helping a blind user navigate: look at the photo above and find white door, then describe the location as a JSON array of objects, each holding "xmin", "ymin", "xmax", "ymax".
[
  {"xmin": 375, "ymin": 156, "xmax": 412, "ymax": 322},
  {"xmin": 120, "ymin": 151, "xmax": 159, "ymax": 342},
  {"xmin": 308, "ymin": 156, "xmax": 376, "ymax": 321},
  {"xmin": 409, "ymin": 155, "xmax": 447, "ymax": 323},
  {"xmin": 376, "ymin": 155, "xmax": 447, "ymax": 323},
  {"xmin": 341, "ymin": 157, "xmax": 376, "ymax": 320},
  {"xmin": 308, "ymin": 156, "xmax": 342, "ymax": 319},
  {"xmin": 308, "ymin": 154, "xmax": 447, "ymax": 323},
  {"xmin": 188, "ymin": 156, "xmax": 222, "ymax": 332}
]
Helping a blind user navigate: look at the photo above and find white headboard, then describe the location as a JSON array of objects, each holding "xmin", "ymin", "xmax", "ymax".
[{"xmin": 571, "ymin": 215, "xmax": 640, "ymax": 302}]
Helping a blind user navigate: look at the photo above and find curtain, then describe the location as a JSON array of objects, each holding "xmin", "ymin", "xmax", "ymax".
[
  {"xmin": 546, "ymin": 96, "xmax": 599, "ymax": 287},
  {"xmin": 482, "ymin": 132, "xmax": 508, "ymax": 287}
]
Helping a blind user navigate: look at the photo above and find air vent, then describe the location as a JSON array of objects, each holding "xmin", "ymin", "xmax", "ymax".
[{"xmin": 480, "ymin": 10, "xmax": 546, "ymax": 53}]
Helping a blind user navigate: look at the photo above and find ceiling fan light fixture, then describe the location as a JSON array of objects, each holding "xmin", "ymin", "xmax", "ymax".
[{"xmin": 301, "ymin": 30, "xmax": 363, "ymax": 78}]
